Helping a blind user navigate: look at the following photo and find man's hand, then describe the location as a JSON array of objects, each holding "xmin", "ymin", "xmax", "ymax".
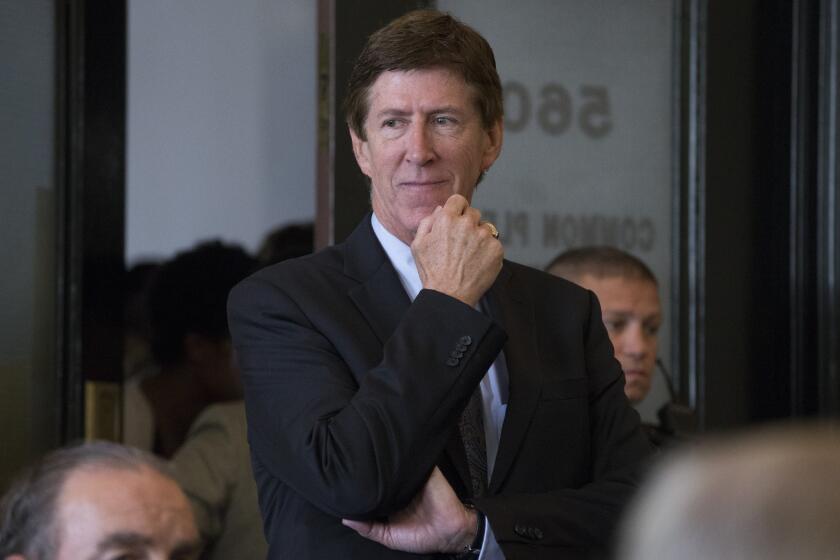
[
  {"xmin": 342, "ymin": 467, "xmax": 478, "ymax": 554},
  {"xmin": 411, "ymin": 194, "xmax": 504, "ymax": 307}
]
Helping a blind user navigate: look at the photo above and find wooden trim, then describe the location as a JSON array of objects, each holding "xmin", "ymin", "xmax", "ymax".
[
  {"xmin": 56, "ymin": 0, "xmax": 127, "ymax": 442},
  {"xmin": 57, "ymin": 0, "xmax": 86, "ymax": 443}
]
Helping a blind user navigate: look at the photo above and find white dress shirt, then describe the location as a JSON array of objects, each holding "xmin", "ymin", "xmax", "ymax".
[{"xmin": 371, "ymin": 214, "xmax": 507, "ymax": 559}]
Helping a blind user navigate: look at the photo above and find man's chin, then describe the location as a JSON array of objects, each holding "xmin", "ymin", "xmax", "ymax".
[{"xmin": 624, "ymin": 380, "xmax": 651, "ymax": 404}]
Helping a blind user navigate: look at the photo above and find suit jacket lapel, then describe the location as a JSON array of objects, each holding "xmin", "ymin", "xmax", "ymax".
[
  {"xmin": 486, "ymin": 263, "xmax": 544, "ymax": 494},
  {"xmin": 341, "ymin": 217, "xmax": 535, "ymax": 498},
  {"xmin": 343, "ymin": 214, "xmax": 411, "ymax": 344}
]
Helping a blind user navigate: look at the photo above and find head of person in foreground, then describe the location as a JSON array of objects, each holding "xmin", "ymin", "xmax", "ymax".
[
  {"xmin": 618, "ymin": 423, "xmax": 840, "ymax": 560},
  {"xmin": 0, "ymin": 440, "xmax": 200, "ymax": 560}
]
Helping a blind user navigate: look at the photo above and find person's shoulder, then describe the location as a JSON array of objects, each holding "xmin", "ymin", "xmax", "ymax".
[
  {"xmin": 255, "ymin": 245, "xmax": 344, "ymax": 284},
  {"xmin": 195, "ymin": 400, "xmax": 246, "ymax": 425},
  {"xmin": 228, "ymin": 245, "xmax": 345, "ymax": 305},
  {"xmin": 190, "ymin": 401, "xmax": 247, "ymax": 435},
  {"xmin": 501, "ymin": 260, "xmax": 596, "ymax": 329},
  {"xmin": 503, "ymin": 259, "xmax": 592, "ymax": 301}
]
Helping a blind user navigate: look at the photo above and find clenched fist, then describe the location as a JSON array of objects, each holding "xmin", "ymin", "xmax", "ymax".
[{"xmin": 411, "ymin": 194, "xmax": 503, "ymax": 307}]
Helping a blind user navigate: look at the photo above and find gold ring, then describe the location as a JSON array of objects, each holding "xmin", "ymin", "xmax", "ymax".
[{"xmin": 481, "ymin": 221, "xmax": 500, "ymax": 239}]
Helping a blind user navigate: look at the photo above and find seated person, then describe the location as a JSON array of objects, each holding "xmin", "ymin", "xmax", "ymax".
[
  {"xmin": 171, "ymin": 402, "xmax": 267, "ymax": 560},
  {"xmin": 124, "ymin": 240, "xmax": 257, "ymax": 457},
  {"xmin": 168, "ymin": 228, "xmax": 311, "ymax": 559},
  {"xmin": 0, "ymin": 440, "xmax": 200, "ymax": 559},
  {"xmin": 547, "ymin": 246, "xmax": 677, "ymax": 446},
  {"xmin": 618, "ymin": 423, "xmax": 840, "ymax": 560}
]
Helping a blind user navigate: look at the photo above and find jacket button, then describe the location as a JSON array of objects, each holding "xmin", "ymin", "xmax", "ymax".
[
  {"xmin": 446, "ymin": 357, "xmax": 459, "ymax": 367},
  {"xmin": 450, "ymin": 350, "xmax": 464, "ymax": 359},
  {"xmin": 459, "ymin": 335, "xmax": 472, "ymax": 346},
  {"xmin": 513, "ymin": 524, "xmax": 526, "ymax": 536},
  {"xmin": 533, "ymin": 528, "xmax": 544, "ymax": 540}
]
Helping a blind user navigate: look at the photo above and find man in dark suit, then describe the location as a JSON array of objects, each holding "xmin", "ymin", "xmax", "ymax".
[{"xmin": 228, "ymin": 10, "xmax": 651, "ymax": 559}]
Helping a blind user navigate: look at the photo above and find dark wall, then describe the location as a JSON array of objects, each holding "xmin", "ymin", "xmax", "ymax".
[{"xmin": 695, "ymin": 0, "xmax": 838, "ymax": 429}]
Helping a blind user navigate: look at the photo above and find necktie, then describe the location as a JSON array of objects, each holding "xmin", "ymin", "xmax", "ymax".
[{"xmin": 459, "ymin": 387, "xmax": 488, "ymax": 498}]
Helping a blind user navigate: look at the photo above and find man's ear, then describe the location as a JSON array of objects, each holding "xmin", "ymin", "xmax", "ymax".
[
  {"xmin": 349, "ymin": 126, "xmax": 372, "ymax": 178},
  {"xmin": 481, "ymin": 119, "xmax": 504, "ymax": 172}
]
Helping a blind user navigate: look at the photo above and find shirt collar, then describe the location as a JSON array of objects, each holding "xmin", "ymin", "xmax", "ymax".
[{"xmin": 371, "ymin": 213, "xmax": 423, "ymax": 301}]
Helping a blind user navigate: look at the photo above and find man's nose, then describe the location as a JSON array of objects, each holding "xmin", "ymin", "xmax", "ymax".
[
  {"xmin": 621, "ymin": 325, "xmax": 648, "ymax": 358},
  {"xmin": 405, "ymin": 123, "xmax": 435, "ymax": 165}
]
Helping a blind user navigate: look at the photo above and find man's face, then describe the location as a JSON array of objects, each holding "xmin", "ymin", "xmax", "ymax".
[
  {"xmin": 53, "ymin": 465, "xmax": 200, "ymax": 560},
  {"xmin": 575, "ymin": 275, "xmax": 661, "ymax": 404},
  {"xmin": 350, "ymin": 67, "xmax": 503, "ymax": 244},
  {"xmin": 187, "ymin": 335, "xmax": 243, "ymax": 402}
]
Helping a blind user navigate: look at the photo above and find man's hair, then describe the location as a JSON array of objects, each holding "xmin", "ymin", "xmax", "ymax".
[
  {"xmin": 546, "ymin": 246, "xmax": 658, "ymax": 287},
  {"xmin": 619, "ymin": 424, "xmax": 840, "ymax": 560},
  {"xmin": 148, "ymin": 240, "xmax": 257, "ymax": 366},
  {"xmin": 257, "ymin": 222, "xmax": 314, "ymax": 268},
  {"xmin": 0, "ymin": 441, "xmax": 174, "ymax": 559},
  {"xmin": 344, "ymin": 9, "xmax": 504, "ymax": 141}
]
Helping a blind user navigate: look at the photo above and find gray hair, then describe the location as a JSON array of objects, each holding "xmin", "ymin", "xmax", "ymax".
[
  {"xmin": 619, "ymin": 423, "xmax": 840, "ymax": 560},
  {"xmin": 0, "ymin": 440, "xmax": 174, "ymax": 559}
]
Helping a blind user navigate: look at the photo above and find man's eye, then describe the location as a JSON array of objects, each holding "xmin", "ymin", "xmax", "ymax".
[
  {"xmin": 605, "ymin": 319, "xmax": 626, "ymax": 333},
  {"xmin": 383, "ymin": 119, "xmax": 397, "ymax": 127},
  {"xmin": 433, "ymin": 116, "xmax": 454, "ymax": 125},
  {"xmin": 644, "ymin": 323, "xmax": 661, "ymax": 336}
]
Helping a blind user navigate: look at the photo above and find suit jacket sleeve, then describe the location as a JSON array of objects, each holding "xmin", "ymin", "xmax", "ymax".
[{"xmin": 228, "ymin": 270, "xmax": 507, "ymax": 520}]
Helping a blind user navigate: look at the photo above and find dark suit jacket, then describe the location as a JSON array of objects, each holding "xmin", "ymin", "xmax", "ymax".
[{"xmin": 227, "ymin": 215, "xmax": 651, "ymax": 560}]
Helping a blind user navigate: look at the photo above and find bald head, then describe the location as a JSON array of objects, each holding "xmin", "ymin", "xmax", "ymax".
[
  {"xmin": 619, "ymin": 424, "xmax": 840, "ymax": 560},
  {"xmin": 0, "ymin": 441, "xmax": 200, "ymax": 560}
]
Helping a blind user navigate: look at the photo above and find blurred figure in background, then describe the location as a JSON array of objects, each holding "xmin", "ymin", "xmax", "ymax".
[
  {"xmin": 172, "ymin": 402, "xmax": 267, "ymax": 560},
  {"xmin": 124, "ymin": 240, "xmax": 257, "ymax": 457},
  {"xmin": 0, "ymin": 441, "xmax": 200, "ymax": 560},
  {"xmin": 618, "ymin": 423, "xmax": 840, "ymax": 560},
  {"xmin": 123, "ymin": 260, "xmax": 161, "ymax": 381},
  {"xmin": 256, "ymin": 222, "xmax": 314, "ymax": 268},
  {"xmin": 122, "ymin": 260, "xmax": 162, "ymax": 448},
  {"xmin": 547, "ymin": 246, "xmax": 678, "ymax": 446},
  {"xmin": 170, "ymin": 224, "xmax": 312, "ymax": 559}
]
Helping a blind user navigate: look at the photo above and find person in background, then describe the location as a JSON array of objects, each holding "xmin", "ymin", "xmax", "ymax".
[
  {"xmin": 0, "ymin": 441, "xmax": 201, "ymax": 560},
  {"xmin": 170, "ymin": 224, "xmax": 313, "ymax": 559},
  {"xmin": 122, "ymin": 260, "xmax": 162, "ymax": 448},
  {"xmin": 123, "ymin": 260, "xmax": 161, "ymax": 381},
  {"xmin": 547, "ymin": 246, "xmax": 679, "ymax": 447},
  {"xmin": 171, "ymin": 402, "xmax": 267, "ymax": 560},
  {"xmin": 127, "ymin": 240, "xmax": 257, "ymax": 458},
  {"xmin": 256, "ymin": 222, "xmax": 314, "ymax": 267},
  {"xmin": 228, "ymin": 10, "xmax": 651, "ymax": 559},
  {"xmin": 618, "ymin": 423, "xmax": 840, "ymax": 560}
]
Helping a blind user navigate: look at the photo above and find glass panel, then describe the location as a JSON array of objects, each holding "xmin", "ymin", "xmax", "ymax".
[
  {"xmin": 0, "ymin": 0, "xmax": 60, "ymax": 490},
  {"xmin": 126, "ymin": 0, "xmax": 317, "ymax": 263},
  {"xmin": 439, "ymin": 0, "xmax": 676, "ymax": 421}
]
